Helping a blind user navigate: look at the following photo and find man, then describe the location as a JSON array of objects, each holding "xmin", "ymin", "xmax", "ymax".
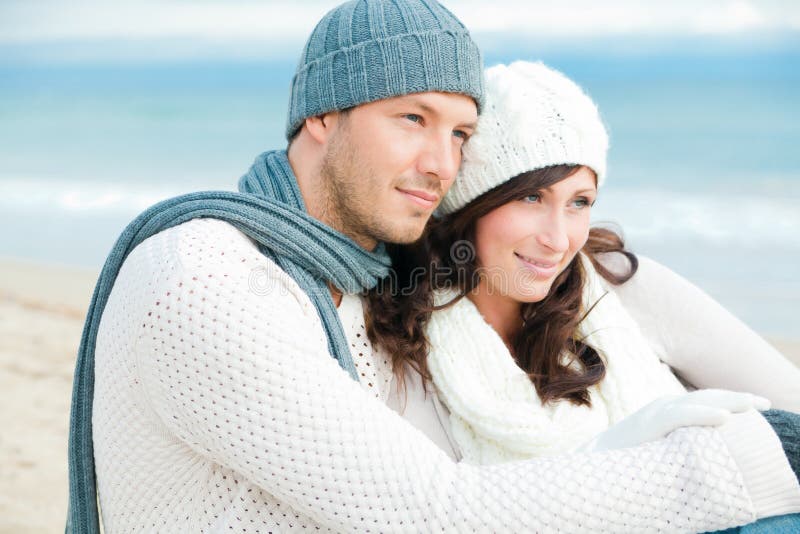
[{"xmin": 67, "ymin": 0, "xmax": 799, "ymax": 532}]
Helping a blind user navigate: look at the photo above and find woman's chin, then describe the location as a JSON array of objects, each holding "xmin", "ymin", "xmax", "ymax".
[{"xmin": 510, "ymin": 283, "xmax": 552, "ymax": 304}]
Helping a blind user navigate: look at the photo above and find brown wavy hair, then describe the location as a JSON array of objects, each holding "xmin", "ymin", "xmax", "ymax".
[{"xmin": 364, "ymin": 164, "xmax": 638, "ymax": 406}]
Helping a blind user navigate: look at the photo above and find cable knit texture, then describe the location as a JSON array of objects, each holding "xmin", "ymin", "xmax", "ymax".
[
  {"xmin": 90, "ymin": 218, "xmax": 800, "ymax": 532},
  {"xmin": 426, "ymin": 253, "xmax": 685, "ymax": 464},
  {"xmin": 439, "ymin": 61, "xmax": 608, "ymax": 214}
]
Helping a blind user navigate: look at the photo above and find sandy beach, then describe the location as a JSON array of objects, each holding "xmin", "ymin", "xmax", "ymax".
[
  {"xmin": 0, "ymin": 259, "xmax": 97, "ymax": 533},
  {"xmin": 1, "ymin": 257, "xmax": 798, "ymax": 533}
]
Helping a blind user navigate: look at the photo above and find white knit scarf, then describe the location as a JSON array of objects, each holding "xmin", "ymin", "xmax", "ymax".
[{"xmin": 426, "ymin": 253, "xmax": 685, "ymax": 464}]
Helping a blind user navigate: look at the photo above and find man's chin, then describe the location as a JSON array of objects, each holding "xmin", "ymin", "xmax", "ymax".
[{"xmin": 370, "ymin": 220, "xmax": 428, "ymax": 245}]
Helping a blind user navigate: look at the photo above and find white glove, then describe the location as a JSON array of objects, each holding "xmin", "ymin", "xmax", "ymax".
[{"xmin": 584, "ymin": 389, "xmax": 771, "ymax": 452}]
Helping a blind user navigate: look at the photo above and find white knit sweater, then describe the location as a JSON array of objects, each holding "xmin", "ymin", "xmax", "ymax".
[
  {"xmin": 93, "ymin": 218, "xmax": 800, "ymax": 533},
  {"xmin": 426, "ymin": 254, "xmax": 690, "ymax": 464}
]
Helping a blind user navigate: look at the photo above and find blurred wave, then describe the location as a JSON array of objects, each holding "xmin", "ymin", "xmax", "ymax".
[
  {"xmin": 594, "ymin": 187, "xmax": 800, "ymax": 249},
  {"xmin": 0, "ymin": 44, "xmax": 798, "ymax": 336}
]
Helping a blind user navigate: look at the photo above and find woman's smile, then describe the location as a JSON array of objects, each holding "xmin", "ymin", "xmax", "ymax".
[{"xmin": 514, "ymin": 252, "xmax": 560, "ymax": 278}]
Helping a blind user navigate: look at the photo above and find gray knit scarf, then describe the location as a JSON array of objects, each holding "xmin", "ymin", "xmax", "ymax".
[{"xmin": 65, "ymin": 150, "xmax": 392, "ymax": 533}]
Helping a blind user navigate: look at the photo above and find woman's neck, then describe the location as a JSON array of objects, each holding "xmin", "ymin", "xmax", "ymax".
[{"xmin": 466, "ymin": 284, "xmax": 522, "ymax": 353}]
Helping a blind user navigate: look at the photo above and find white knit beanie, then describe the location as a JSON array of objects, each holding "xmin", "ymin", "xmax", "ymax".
[{"xmin": 438, "ymin": 61, "xmax": 609, "ymax": 215}]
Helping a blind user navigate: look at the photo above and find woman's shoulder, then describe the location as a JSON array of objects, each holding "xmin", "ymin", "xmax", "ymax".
[
  {"xmin": 594, "ymin": 251, "xmax": 689, "ymax": 295},
  {"xmin": 431, "ymin": 287, "xmax": 465, "ymax": 308}
]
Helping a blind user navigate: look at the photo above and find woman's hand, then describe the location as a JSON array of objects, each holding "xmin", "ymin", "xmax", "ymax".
[{"xmin": 583, "ymin": 389, "xmax": 771, "ymax": 452}]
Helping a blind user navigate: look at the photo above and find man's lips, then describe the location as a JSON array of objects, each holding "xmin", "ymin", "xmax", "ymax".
[{"xmin": 397, "ymin": 188, "xmax": 440, "ymax": 209}]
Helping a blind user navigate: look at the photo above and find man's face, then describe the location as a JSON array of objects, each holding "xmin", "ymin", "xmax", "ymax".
[{"xmin": 320, "ymin": 91, "xmax": 478, "ymax": 247}]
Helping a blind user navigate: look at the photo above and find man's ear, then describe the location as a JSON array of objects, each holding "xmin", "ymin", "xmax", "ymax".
[{"xmin": 304, "ymin": 112, "xmax": 339, "ymax": 145}]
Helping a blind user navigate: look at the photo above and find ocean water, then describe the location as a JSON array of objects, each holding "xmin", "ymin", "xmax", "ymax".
[{"xmin": 1, "ymin": 50, "xmax": 799, "ymax": 336}]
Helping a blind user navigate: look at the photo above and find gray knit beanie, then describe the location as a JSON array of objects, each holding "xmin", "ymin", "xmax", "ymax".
[{"xmin": 285, "ymin": 0, "xmax": 485, "ymax": 140}]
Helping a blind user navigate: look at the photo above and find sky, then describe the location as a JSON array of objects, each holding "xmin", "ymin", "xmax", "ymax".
[{"xmin": 1, "ymin": 0, "xmax": 799, "ymax": 61}]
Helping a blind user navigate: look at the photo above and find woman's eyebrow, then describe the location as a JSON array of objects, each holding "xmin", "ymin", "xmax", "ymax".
[{"xmin": 540, "ymin": 186, "xmax": 597, "ymax": 195}]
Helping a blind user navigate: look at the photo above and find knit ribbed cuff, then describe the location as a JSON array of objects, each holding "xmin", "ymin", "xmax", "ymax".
[
  {"xmin": 286, "ymin": 30, "xmax": 484, "ymax": 139},
  {"xmin": 717, "ymin": 409, "xmax": 800, "ymax": 519}
]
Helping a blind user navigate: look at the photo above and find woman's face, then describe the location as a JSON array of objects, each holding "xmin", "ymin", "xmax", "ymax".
[{"xmin": 473, "ymin": 166, "xmax": 597, "ymax": 303}]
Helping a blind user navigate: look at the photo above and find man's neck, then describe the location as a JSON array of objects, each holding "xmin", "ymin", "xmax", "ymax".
[
  {"xmin": 287, "ymin": 141, "xmax": 377, "ymax": 251},
  {"xmin": 287, "ymin": 142, "xmax": 367, "ymax": 307},
  {"xmin": 329, "ymin": 282, "xmax": 343, "ymax": 308}
]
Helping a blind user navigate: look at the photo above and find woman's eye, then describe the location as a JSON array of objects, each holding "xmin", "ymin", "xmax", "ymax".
[
  {"xmin": 453, "ymin": 129, "xmax": 469, "ymax": 141},
  {"xmin": 404, "ymin": 114, "xmax": 422, "ymax": 124},
  {"xmin": 572, "ymin": 197, "xmax": 593, "ymax": 208},
  {"xmin": 522, "ymin": 194, "xmax": 540, "ymax": 203}
]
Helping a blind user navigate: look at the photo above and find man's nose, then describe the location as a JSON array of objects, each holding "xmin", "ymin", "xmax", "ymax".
[{"xmin": 417, "ymin": 132, "xmax": 459, "ymax": 184}]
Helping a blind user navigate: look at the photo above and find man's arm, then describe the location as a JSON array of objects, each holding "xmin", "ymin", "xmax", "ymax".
[
  {"xmin": 130, "ymin": 224, "xmax": 799, "ymax": 532},
  {"xmin": 602, "ymin": 253, "xmax": 800, "ymax": 412}
]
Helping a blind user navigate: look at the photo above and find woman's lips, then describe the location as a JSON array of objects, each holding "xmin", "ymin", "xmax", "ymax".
[
  {"xmin": 514, "ymin": 252, "xmax": 560, "ymax": 278},
  {"xmin": 397, "ymin": 188, "xmax": 439, "ymax": 209}
]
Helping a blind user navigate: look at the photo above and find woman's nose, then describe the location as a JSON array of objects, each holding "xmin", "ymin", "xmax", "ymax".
[{"xmin": 536, "ymin": 210, "xmax": 570, "ymax": 253}]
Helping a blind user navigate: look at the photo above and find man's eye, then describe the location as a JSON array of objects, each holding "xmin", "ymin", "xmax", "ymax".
[{"xmin": 404, "ymin": 114, "xmax": 422, "ymax": 123}]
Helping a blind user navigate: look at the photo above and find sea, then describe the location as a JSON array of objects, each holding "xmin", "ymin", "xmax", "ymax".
[{"xmin": 1, "ymin": 38, "xmax": 799, "ymax": 337}]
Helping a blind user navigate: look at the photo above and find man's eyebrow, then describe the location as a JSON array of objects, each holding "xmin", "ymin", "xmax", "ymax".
[{"xmin": 403, "ymin": 97, "xmax": 477, "ymax": 130}]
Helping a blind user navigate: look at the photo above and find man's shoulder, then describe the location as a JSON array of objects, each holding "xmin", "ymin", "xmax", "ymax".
[
  {"xmin": 135, "ymin": 217, "xmax": 260, "ymax": 267},
  {"xmin": 119, "ymin": 218, "xmax": 315, "ymax": 313}
]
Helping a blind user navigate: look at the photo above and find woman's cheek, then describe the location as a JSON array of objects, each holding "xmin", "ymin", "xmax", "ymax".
[{"xmin": 568, "ymin": 216, "xmax": 591, "ymax": 253}]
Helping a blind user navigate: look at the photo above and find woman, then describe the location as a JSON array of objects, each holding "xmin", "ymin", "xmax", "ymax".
[{"xmin": 366, "ymin": 61, "xmax": 800, "ymax": 531}]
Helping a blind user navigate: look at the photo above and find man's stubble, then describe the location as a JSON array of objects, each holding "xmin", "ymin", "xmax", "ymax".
[{"xmin": 319, "ymin": 119, "xmax": 431, "ymax": 247}]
